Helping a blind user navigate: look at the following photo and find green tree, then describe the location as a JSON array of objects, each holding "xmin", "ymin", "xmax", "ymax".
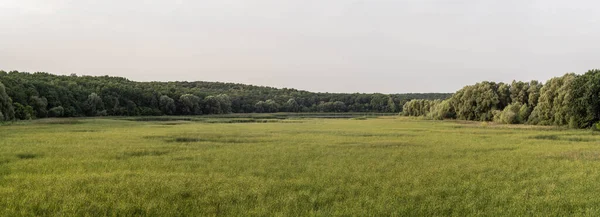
[
  {"xmin": 0, "ymin": 81, "xmax": 15, "ymax": 121},
  {"xmin": 13, "ymin": 102, "xmax": 33, "ymax": 120},
  {"xmin": 568, "ymin": 69, "xmax": 600, "ymax": 128},
  {"xmin": 497, "ymin": 83, "xmax": 511, "ymax": 108},
  {"xmin": 428, "ymin": 99, "xmax": 455, "ymax": 120},
  {"xmin": 494, "ymin": 103, "xmax": 522, "ymax": 124},
  {"xmin": 332, "ymin": 101, "xmax": 347, "ymax": 112},
  {"xmin": 370, "ymin": 94, "xmax": 388, "ymax": 112},
  {"xmin": 510, "ymin": 80, "xmax": 529, "ymax": 105},
  {"xmin": 215, "ymin": 94, "xmax": 232, "ymax": 114},
  {"xmin": 84, "ymin": 93, "xmax": 104, "ymax": 116},
  {"xmin": 284, "ymin": 98, "xmax": 300, "ymax": 112},
  {"xmin": 48, "ymin": 106, "xmax": 65, "ymax": 117},
  {"xmin": 527, "ymin": 80, "xmax": 543, "ymax": 107},
  {"xmin": 30, "ymin": 96, "xmax": 48, "ymax": 118},
  {"xmin": 518, "ymin": 104, "xmax": 531, "ymax": 123},
  {"xmin": 158, "ymin": 95, "xmax": 176, "ymax": 115},
  {"xmin": 450, "ymin": 82, "xmax": 501, "ymax": 121},
  {"xmin": 528, "ymin": 74, "xmax": 576, "ymax": 125},
  {"xmin": 387, "ymin": 97, "xmax": 397, "ymax": 113},
  {"xmin": 179, "ymin": 94, "xmax": 201, "ymax": 115},
  {"xmin": 255, "ymin": 101, "xmax": 266, "ymax": 113},
  {"xmin": 204, "ymin": 96, "xmax": 221, "ymax": 114},
  {"xmin": 264, "ymin": 99, "xmax": 279, "ymax": 113},
  {"xmin": 0, "ymin": 70, "xmax": 452, "ymax": 119}
]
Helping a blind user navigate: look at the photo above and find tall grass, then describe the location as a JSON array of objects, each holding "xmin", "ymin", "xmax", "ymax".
[{"xmin": 0, "ymin": 117, "xmax": 599, "ymax": 215}]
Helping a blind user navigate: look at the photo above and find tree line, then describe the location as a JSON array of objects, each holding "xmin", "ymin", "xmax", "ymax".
[
  {"xmin": 0, "ymin": 70, "xmax": 451, "ymax": 121},
  {"xmin": 403, "ymin": 69, "xmax": 600, "ymax": 129}
]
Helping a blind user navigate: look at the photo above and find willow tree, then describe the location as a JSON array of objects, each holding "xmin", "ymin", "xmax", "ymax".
[
  {"xmin": 428, "ymin": 99, "xmax": 455, "ymax": 120},
  {"xmin": 510, "ymin": 80, "xmax": 530, "ymax": 105},
  {"xmin": 0, "ymin": 81, "xmax": 15, "ymax": 121},
  {"xmin": 158, "ymin": 95, "xmax": 176, "ymax": 115},
  {"xmin": 450, "ymin": 81, "xmax": 501, "ymax": 121},
  {"xmin": 179, "ymin": 94, "xmax": 202, "ymax": 115},
  {"xmin": 528, "ymin": 74, "xmax": 576, "ymax": 125},
  {"xmin": 568, "ymin": 69, "xmax": 600, "ymax": 128}
]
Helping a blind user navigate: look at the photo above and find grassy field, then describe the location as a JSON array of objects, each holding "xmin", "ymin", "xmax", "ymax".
[{"xmin": 1, "ymin": 116, "xmax": 600, "ymax": 216}]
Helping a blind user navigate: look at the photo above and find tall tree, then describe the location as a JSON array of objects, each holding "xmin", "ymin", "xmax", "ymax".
[
  {"xmin": 284, "ymin": 98, "xmax": 300, "ymax": 112},
  {"xmin": 179, "ymin": 94, "xmax": 202, "ymax": 115},
  {"xmin": 158, "ymin": 95, "xmax": 176, "ymax": 115},
  {"xmin": 450, "ymin": 82, "xmax": 501, "ymax": 121},
  {"xmin": 84, "ymin": 93, "xmax": 104, "ymax": 116},
  {"xmin": 387, "ymin": 97, "xmax": 397, "ymax": 113},
  {"xmin": 568, "ymin": 69, "xmax": 600, "ymax": 128},
  {"xmin": 528, "ymin": 75, "xmax": 575, "ymax": 125},
  {"xmin": 30, "ymin": 96, "xmax": 48, "ymax": 118},
  {"xmin": 0, "ymin": 81, "xmax": 15, "ymax": 121}
]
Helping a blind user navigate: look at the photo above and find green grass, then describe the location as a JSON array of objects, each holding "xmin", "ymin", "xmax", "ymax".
[{"xmin": 1, "ymin": 117, "xmax": 600, "ymax": 216}]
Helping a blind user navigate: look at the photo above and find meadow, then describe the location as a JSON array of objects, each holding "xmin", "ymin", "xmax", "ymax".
[{"xmin": 1, "ymin": 116, "xmax": 600, "ymax": 216}]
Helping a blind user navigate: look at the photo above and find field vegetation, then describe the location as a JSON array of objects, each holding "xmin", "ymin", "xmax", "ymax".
[{"xmin": 1, "ymin": 116, "xmax": 600, "ymax": 216}]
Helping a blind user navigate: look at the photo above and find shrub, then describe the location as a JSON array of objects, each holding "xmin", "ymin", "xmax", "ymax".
[
  {"xmin": 48, "ymin": 106, "xmax": 65, "ymax": 117},
  {"xmin": 494, "ymin": 103, "xmax": 522, "ymax": 124},
  {"xmin": 428, "ymin": 100, "xmax": 455, "ymax": 120},
  {"xmin": 13, "ymin": 103, "xmax": 34, "ymax": 120},
  {"xmin": 96, "ymin": 110, "xmax": 108, "ymax": 116},
  {"xmin": 517, "ymin": 104, "xmax": 531, "ymax": 123}
]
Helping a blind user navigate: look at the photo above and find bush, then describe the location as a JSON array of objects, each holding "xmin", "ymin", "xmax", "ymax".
[
  {"xmin": 13, "ymin": 102, "xmax": 34, "ymax": 120},
  {"xmin": 517, "ymin": 104, "xmax": 531, "ymax": 123},
  {"xmin": 428, "ymin": 100, "xmax": 455, "ymax": 120},
  {"xmin": 48, "ymin": 106, "xmax": 65, "ymax": 117},
  {"xmin": 96, "ymin": 110, "xmax": 108, "ymax": 116},
  {"xmin": 593, "ymin": 122, "xmax": 600, "ymax": 131},
  {"xmin": 140, "ymin": 107, "xmax": 162, "ymax": 116},
  {"xmin": 494, "ymin": 103, "xmax": 522, "ymax": 124}
]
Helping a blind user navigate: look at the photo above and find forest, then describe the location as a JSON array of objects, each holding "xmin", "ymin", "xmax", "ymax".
[
  {"xmin": 0, "ymin": 70, "xmax": 450, "ymax": 121},
  {"xmin": 403, "ymin": 69, "xmax": 600, "ymax": 129}
]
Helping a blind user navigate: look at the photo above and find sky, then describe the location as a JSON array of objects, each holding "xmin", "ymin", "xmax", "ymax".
[{"xmin": 1, "ymin": 0, "xmax": 599, "ymax": 93}]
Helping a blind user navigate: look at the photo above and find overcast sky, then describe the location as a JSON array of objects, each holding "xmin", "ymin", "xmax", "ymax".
[{"xmin": 1, "ymin": 0, "xmax": 599, "ymax": 93}]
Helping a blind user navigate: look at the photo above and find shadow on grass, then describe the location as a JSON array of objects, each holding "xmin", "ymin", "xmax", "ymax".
[
  {"xmin": 16, "ymin": 153, "xmax": 40, "ymax": 160},
  {"xmin": 143, "ymin": 134, "xmax": 269, "ymax": 144},
  {"xmin": 549, "ymin": 151, "xmax": 600, "ymax": 161},
  {"xmin": 117, "ymin": 150, "xmax": 171, "ymax": 159},
  {"xmin": 530, "ymin": 135, "xmax": 595, "ymax": 142},
  {"xmin": 335, "ymin": 141, "xmax": 423, "ymax": 148}
]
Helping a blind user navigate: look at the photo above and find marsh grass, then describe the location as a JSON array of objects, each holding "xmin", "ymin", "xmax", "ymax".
[{"xmin": 2, "ymin": 117, "xmax": 600, "ymax": 216}]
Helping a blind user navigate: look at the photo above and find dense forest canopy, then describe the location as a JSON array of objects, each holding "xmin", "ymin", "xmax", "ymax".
[
  {"xmin": 0, "ymin": 70, "xmax": 451, "ymax": 121},
  {"xmin": 403, "ymin": 69, "xmax": 600, "ymax": 129}
]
